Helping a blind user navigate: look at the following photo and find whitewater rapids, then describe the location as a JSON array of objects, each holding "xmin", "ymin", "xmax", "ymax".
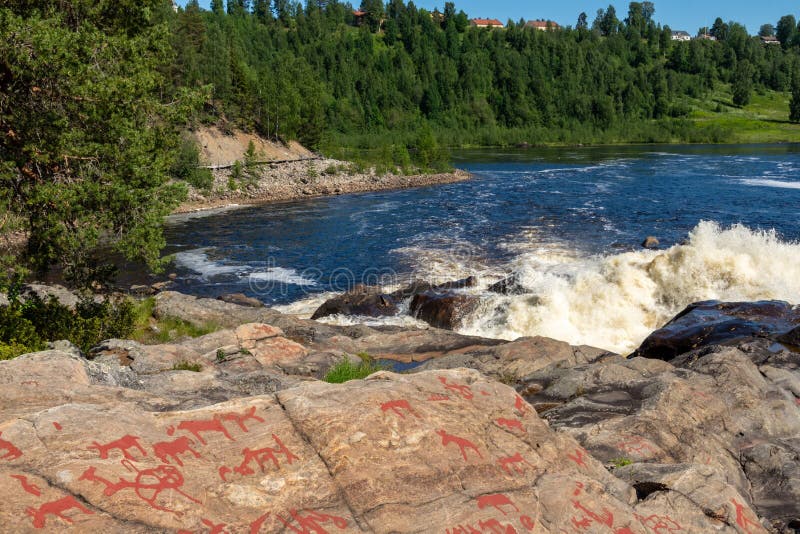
[{"xmin": 458, "ymin": 221, "xmax": 800, "ymax": 353}]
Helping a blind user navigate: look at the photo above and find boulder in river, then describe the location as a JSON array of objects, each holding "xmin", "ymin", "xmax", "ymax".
[
  {"xmin": 488, "ymin": 274, "xmax": 528, "ymax": 295},
  {"xmin": 410, "ymin": 291, "xmax": 480, "ymax": 330},
  {"xmin": 641, "ymin": 236, "xmax": 660, "ymax": 249},
  {"xmin": 311, "ymin": 284, "xmax": 398, "ymax": 320},
  {"xmin": 634, "ymin": 300, "xmax": 800, "ymax": 360},
  {"xmin": 217, "ymin": 293, "xmax": 264, "ymax": 308}
]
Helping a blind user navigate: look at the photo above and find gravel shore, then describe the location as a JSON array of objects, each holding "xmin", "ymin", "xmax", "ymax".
[{"xmin": 174, "ymin": 158, "xmax": 471, "ymax": 214}]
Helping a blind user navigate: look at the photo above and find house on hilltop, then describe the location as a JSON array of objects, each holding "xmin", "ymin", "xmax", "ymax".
[
  {"xmin": 526, "ymin": 20, "xmax": 560, "ymax": 31},
  {"xmin": 352, "ymin": 10, "xmax": 367, "ymax": 26},
  {"xmin": 761, "ymin": 35, "xmax": 780, "ymax": 45},
  {"xmin": 470, "ymin": 18, "xmax": 504, "ymax": 29},
  {"xmin": 671, "ymin": 31, "xmax": 691, "ymax": 41}
]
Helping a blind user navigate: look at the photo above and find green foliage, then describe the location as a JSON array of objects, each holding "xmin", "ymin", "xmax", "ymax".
[
  {"xmin": 611, "ymin": 457, "xmax": 633, "ymax": 468},
  {"xmin": 130, "ymin": 297, "xmax": 220, "ymax": 345},
  {"xmin": 216, "ymin": 348, "xmax": 227, "ymax": 362},
  {"xmin": 0, "ymin": 293, "xmax": 136, "ymax": 357},
  {"xmin": 173, "ymin": 361, "xmax": 202, "ymax": 372},
  {"xmin": 324, "ymin": 353, "xmax": 387, "ymax": 384},
  {"xmin": 173, "ymin": 135, "xmax": 214, "ymax": 190},
  {"xmin": 791, "ymin": 70, "xmax": 800, "ymax": 123},
  {"xmin": 732, "ymin": 60, "xmax": 754, "ymax": 107},
  {"xmin": 0, "ymin": 0, "xmax": 204, "ymax": 288}
]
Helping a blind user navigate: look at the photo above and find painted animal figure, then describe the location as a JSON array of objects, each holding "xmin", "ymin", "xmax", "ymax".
[
  {"xmin": 153, "ymin": 436, "xmax": 202, "ymax": 466},
  {"xmin": 220, "ymin": 406, "xmax": 265, "ymax": 432},
  {"xmin": 436, "ymin": 429, "xmax": 482, "ymax": 461},
  {"xmin": 26, "ymin": 496, "xmax": 94, "ymax": 528},
  {"xmin": 88, "ymin": 435, "xmax": 147, "ymax": 461},
  {"xmin": 0, "ymin": 432, "xmax": 22, "ymax": 461},
  {"xmin": 174, "ymin": 418, "xmax": 235, "ymax": 445}
]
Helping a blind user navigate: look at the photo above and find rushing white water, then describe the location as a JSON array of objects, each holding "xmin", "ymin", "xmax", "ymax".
[
  {"xmin": 460, "ymin": 221, "xmax": 800, "ymax": 354},
  {"xmin": 739, "ymin": 178, "xmax": 800, "ymax": 190}
]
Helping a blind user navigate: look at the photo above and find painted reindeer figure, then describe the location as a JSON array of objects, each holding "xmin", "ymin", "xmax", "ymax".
[
  {"xmin": 233, "ymin": 435, "xmax": 299, "ymax": 476},
  {"xmin": 26, "ymin": 496, "xmax": 94, "ymax": 528},
  {"xmin": 88, "ymin": 434, "xmax": 147, "ymax": 461},
  {"xmin": 153, "ymin": 436, "xmax": 202, "ymax": 466},
  {"xmin": 220, "ymin": 406, "xmax": 265, "ymax": 433},
  {"xmin": 436, "ymin": 429, "xmax": 483, "ymax": 461},
  {"xmin": 0, "ymin": 432, "xmax": 23, "ymax": 461},
  {"xmin": 171, "ymin": 417, "xmax": 235, "ymax": 445}
]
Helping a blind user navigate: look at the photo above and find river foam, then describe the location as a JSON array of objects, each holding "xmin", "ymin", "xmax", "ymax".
[{"xmin": 460, "ymin": 221, "xmax": 800, "ymax": 354}]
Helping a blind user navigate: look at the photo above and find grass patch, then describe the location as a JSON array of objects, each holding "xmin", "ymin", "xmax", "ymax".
[
  {"xmin": 173, "ymin": 361, "xmax": 202, "ymax": 372},
  {"xmin": 130, "ymin": 297, "xmax": 220, "ymax": 345},
  {"xmin": 324, "ymin": 353, "xmax": 388, "ymax": 384},
  {"xmin": 611, "ymin": 457, "xmax": 633, "ymax": 468}
]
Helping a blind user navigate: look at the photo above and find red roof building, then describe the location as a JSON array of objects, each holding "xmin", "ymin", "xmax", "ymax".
[{"xmin": 470, "ymin": 18, "xmax": 504, "ymax": 29}]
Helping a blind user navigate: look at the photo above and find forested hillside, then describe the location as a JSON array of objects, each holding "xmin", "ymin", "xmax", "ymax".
[{"xmin": 169, "ymin": 1, "xmax": 800, "ymax": 149}]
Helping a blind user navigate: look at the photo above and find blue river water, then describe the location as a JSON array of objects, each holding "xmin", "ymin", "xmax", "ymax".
[{"xmin": 158, "ymin": 144, "xmax": 800, "ymax": 352}]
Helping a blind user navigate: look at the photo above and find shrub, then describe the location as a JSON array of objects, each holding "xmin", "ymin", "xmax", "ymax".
[
  {"xmin": 173, "ymin": 361, "xmax": 202, "ymax": 372},
  {"xmin": 324, "ymin": 354, "xmax": 387, "ymax": 384},
  {"xmin": 611, "ymin": 457, "xmax": 633, "ymax": 468}
]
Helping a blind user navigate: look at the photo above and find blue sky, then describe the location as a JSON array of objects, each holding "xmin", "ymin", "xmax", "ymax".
[{"xmin": 177, "ymin": 1, "xmax": 798, "ymax": 34}]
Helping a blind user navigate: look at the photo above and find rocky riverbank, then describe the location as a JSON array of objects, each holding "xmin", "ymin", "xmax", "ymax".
[
  {"xmin": 176, "ymin": 157, "xmax": 470, "ymax": 214},
  {"xmin": 0, "ymin": 289, "xmax": 798, "ymax": 532}
]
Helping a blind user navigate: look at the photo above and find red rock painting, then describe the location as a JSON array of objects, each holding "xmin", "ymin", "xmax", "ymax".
[
  {"xmin": 232, "ymin": 434, "xmax": 299, "ymax": 476},
  {"xmin": 567, "ymin": 447, "xmax": 588, "ymax": 467},
  {"xmin": 519, "ymin": 516, "xmax": 535, "ymax": 530},
  {"xmin": 616, "ymin": 436, "xmax": 657, "ymax": 456},
  {"xmin": 476, "ymin": 494, "xmax": 520, "ymax": 515},
  {"xmin": 634, "ymin": 513, "xmax": 682, "ymax": 534},
  {"xmin": 380, "ymin": 399, "xmax": 421, "ymax": 419},
  {"xmin": 79, "ymin": 460, "xmax": 200, "ymax": 515},
  {"xmin": 170, "ymin": 418, "xmax": 235, "ymax": 445},
  {"xmin": 0, "ymin": 432, "xmax": 22, "ymax": 461},
  {"xmin": 249, "ymin": 513, "xmax": 270, "ymax": 534},
  {"xmin": 571, "ymin": 500, "xmax": 636, "ymax": 534},
  {"xmin": 201, "ymin": 518, "xmax": 229, "ymax": 533},
  {"xmin": 446, "ymin": 520, "xmax": 518, "ymax": 534},
  {"xmin": 52, "ymin": 422, "xmax": 62, "ymax": 431},
  {"xmin": 26, "ymin": 495, "xmax": 94, "ymax": 528},
  {"xmin": 218, "ymin": 466, "xmax": 232, "ymax": 482},
  {"xmin": 153, "ymin": 436, "xmax": 202, "ymax": 466},
  {"xmin": 11, "ymin": 474, "xmax": 42, "ymax": 496},
  {"xmin": 273, "ymin": 509, "xmax": 348, "ymax": 533},
  {"xmin": 88, "ymin": 435, "xmax": 147, "ymax": 461},
  {"xmin": 428, "ymin": 394, "xmax": 450, "ymax": 402},
  {"xmin": 220, "ymin": 406, "xmax": 265, "ymax": 433},
  {"xmin": 495, "ymin": 418, "xmax": 524, "ymax": 433},
  {"xmin": 513, "ymin": 395, "xmax": 531, "ymax": 416},
  {"xmin": 730, "ymin": 498, "xmax": 763, "ymax": 534},
  {"xmin": 497, "ymin": 453, "xmax": 533, "ymax": 475},
  {"xmin": 438, "ymin": 376, "xmax": 474, "ymax": 400},
  {"xmin": 436, "ymin": 429, "xmax": 482, "ymax": 461}
]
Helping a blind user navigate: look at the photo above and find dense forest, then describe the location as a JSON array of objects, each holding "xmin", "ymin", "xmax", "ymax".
[{"xmin": 169, "ymin": 0, "xmax": 800, "ymax": 150}]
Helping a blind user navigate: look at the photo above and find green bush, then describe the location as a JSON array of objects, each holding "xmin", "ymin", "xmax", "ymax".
[
  {"xmin": 173, "ymin": 361, "xmax": 202, "ymax": 372},
  {"xmin": 0, "ymin": 293, "xmax": 136, "ymax": 358},
  {"xmin": 324, "ymin": 354, "xmax": 388, "ymax": 384},
  {"xmin": 172, "ymin": 136, "xmax": 214, "ymax": 191}
]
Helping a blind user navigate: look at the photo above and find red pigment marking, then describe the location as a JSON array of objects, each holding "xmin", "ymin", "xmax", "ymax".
[
  {"xmin": 153, "ymin": 436, "xmax": 202, "ymax": 466},
  {"xmin": 436, "ymin": 429, "xmax": 482, "ymax": 461},
  {"xmin": 380, "ymin": 399, "xmax": 421, "ymax": 419},
  {"xmin": 52, "ymin": 422, "xmax": 62, "ymax": 431},
  {"xmin": 795, "ymin": 397, "xmax": 800, "ymax": 406},
  {"xmin": 513, "ymin": 395, "xmax": 531, "ymax": 416},
  {"xmin": 173, "ymin": 417, "xmax": 235, "ymax": 445},
  {"xmin": 731, "ymin": 498, "xmax": 763, "ymax": 534},
  {"xmin": 573, "ymin": 481, "xmax": 585, "ymax": 496},
  {"xmin": 275, "ymin": 509, "xmax": 348, "ymax": 533},
  {"xmin": 571, "ymin": 500, "xmax": 614, "ymax": 529},
  {"xmin": 616, "ymin": 436, "xmax": 658, "ymax": 456},
  {"xmin": 250, "ymin": 513, "xmax": 270, "ymax": 534},
  {"xmin": 567, "ymin": 448, "xmax": 587, "ymax": 467},
  {"xmin": 480, "ymin": 390, "xmax": 491, "ymax": 396},
  {"xmin": 438, "ymin": 376, "xmax": 474, "ymax": 400},
  {"xmin": 0, "ymin": 432, "xmax": 23, "ymax": 461},
  {"xmin": 201, "ymin": 518, "xmax": 229, "ymax": 534},
  {"xmin": 220, "ymin": 406, "xmax": 265, "ymax": 433},
  {"xmin": 428, "ymin": 394, "xmax": 450, "ymax": 402},
  {"xmin": 233, "ymin": 435, "xmax": 299, "ymax": 476},
  {"xmin": 26, "ymin": 495, "xmax": 93, "ymax": 528},
  {"xmin": 88, "ymin": 435, "xmax": 147, "ymax": 461},
  {"xmin": 11, "ymin": 474, "xmax": 42, "ymax": 496},
  {"xmin": 520, "ymin": 516, "xmax": 535, "ymax": 531},
  {"xmin": 497, "ymin": 453, "xmax": 533, "ymax": 475},
  {"xmin": 634, "ymin": 513, "xmax": 683, "ymax": 534},
  {"xmin": 79, "ymin": 460, "xmax": 200, "ymax": 516},
  {"xmin": 476, "ymin": 494, "xmax": 519, "ymax": 515},
  {"xmin": 691, "ymin": 389, "xmax": 711, "ymax": 400},
  {"xmin": 495, "ymin": 418, "xmax": 524, "ymax": 433},
  {"xmin": 218, "ymin": 466, "xmax": 232, "ymax": 482}
]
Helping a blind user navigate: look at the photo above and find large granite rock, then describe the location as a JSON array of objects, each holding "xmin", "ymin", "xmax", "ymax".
[
  {"xmin": 0, "ymin": 350, "xmax": 754, "ymax": 533},
  {"xmin": 310, "ymin": 285, "xmax": 399, "ymax": 320},
  {"xmin": 521, "ymin": 338, "xmax": 800, "ymax": 531}
]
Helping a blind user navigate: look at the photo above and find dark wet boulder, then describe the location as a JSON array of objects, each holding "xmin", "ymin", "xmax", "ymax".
[
  {"xmin": 311, "ymin": 285, "xmax": 398, "ymax": 320},
  {"xmin": 634, "ymin": 300, "xmax": 800, "ymax": 360},
  {"xmin": 777, "ymin": 325, "xmax": 800, "ymax": 347},
  {"xmin": 217, "ymin": 293, "xmax": 264, "ymax": 308},
  {"xmin": 390, "ymin": 276, "xmax": 478, "ymax": 300},
  {"xmin": 488, "ymin": 274, "xmax": 528, "ymax": 295},
  {"xmin": 410, "ymin": 291, "xmax": 480, "ymax": 330}
]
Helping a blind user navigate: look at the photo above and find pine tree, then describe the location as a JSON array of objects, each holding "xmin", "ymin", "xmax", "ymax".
[{"xmin": 732, "ymin": 60, "xmax": 753, "ymax": 107}]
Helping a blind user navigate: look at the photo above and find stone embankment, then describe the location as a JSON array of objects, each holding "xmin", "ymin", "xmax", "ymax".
[{"xmin": 0, "ymin": 290, "xmax": 798, "ymax": 532}]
